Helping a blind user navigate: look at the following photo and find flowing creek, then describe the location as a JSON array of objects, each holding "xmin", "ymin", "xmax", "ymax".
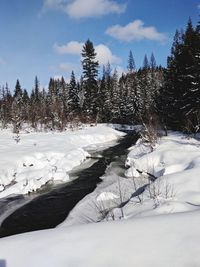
[{"xmin": 0, "ymin": 133, "xmax": 138, "ymax": 238}]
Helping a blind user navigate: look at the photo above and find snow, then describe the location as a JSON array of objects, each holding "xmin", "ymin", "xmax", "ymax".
[
  {"xmin": 56, "ymin": 132, "xmax": 200, "ymax": 226},
  {"xmin": 125, "ymin": 132, "xmax": 200, "ymax": 210},
  {"xmin": 1, "ymin": 130, "xmax": 200, "ymax": 266},
  {"xmin": 0, "ymin": 125, "xmax": 124, "ymax": 198},
  {"xmin": 0, "ymin": 210, "xmax": 200, "ymax": 267},
  {"xmin": 96, "ymin": 192, "xmax": 119, "ymax": 201}
]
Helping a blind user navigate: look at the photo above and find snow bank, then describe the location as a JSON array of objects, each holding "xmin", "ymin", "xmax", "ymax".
[
  {"xmin": 0, "ymin": 210, "xmax": 200, "ymax": 267},
  {"xmin": 0, "ymin": 125, "xmax": 124, "ymax": 198},
  {"xmin": 125, "ymin": 132, "xmax": 200, "ymax": 216}
]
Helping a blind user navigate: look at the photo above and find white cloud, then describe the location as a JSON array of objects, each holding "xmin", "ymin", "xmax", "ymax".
[
  {"xmin": 95, "ymin": 44, "xmax": 121, "ymax": 65},
  {"xmin": 66, "ymin": 0, "xmax": 126, "ymax": 18},
  {"xmin": 43, "ymin": 0, "xmax": 126, "ymax": 18},
  {"xmin": 54, "ymin": 41, "xmax": 83, "ymax": 54},
  {"xmin": 106, "ymin": 20, "xmax": 167, "ymax": 42},
  {"xmin": 114, "ymin": 65, "xmax": 125, "ymax": 76},
  {"xmin": 55, "ymin": 41, "xmax": 121, "ymax": 65}
]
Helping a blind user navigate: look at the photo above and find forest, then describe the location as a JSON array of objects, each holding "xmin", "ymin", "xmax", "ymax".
[{"xmin": 0, "ymin": 18, "xmax": 199, "ymax": 134}]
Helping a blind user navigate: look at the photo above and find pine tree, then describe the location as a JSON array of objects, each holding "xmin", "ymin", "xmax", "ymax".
[
  {"xmin": 143, "ymin": 54, "xmax": 149, "ymax": 69},
  {"xmin": 103, "ymin": 63, "xmax": 113, "ymax": 121},
  {"xmin": 150, "ymin": 53, "xmax": 156, "ymax": 69},
  {"xmin": 126, "ymin": 51, "xmax": 138, "ymax": 122},
  {"xmin": 34, "ymin": 76, "xmax": 40, "ymax": 101},
  {"xmin": 68, "ymin": 71, "xmax": 79, "ymax": 114},
  {"xmin": 140, "ymin": 55, "xmax": 151, "ymax": 117},
  {"xmin": 162, "ymin": 19, "xmax": 200, "ymax": 132},
  {"xmin": 81, "ymin": 39, "xmax": 99, "ymax": 119},
  {"xmin": 99, "ymin": 65, "xmax": 108, "ymax": 122},
  {"xmin": 12, "ymin": 80, "xmax": 23, "ymax": 133},
  {"xmin": 127, "ymin": 50, "xmax": 136, "ymax": 73},
  {"xmin": 180, "ymin": 19, "xmax": 198, "ymax": 130},
  {"xmin": 21, "ymin": 89, "xmax": 30, "ymax": 122},
  {"xmin": 1, "ymin": 84, "xmax": 12, "ymax": 127},
  {"xmin": 110, "ymin": 69, "xmax": 120, "ymax": 122},
  {"xmin": 13, "ymin": 79, "xmax": 23, "ymax": 99}
]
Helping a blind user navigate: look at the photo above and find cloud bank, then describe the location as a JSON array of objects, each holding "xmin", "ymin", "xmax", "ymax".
[
  {"xmin": 54, "ymin": 41, "xmax": 83, "ymax": 54},
  {"xmin": 106, "ymin": 20, "xmax": 167, "ymax": 42},
  {"xmin": 43, "ymin": 0, "xmax": 126, "ymax": 18}
]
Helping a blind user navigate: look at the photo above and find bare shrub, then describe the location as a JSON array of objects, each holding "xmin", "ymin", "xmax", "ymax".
[
  {"xmin": 130, "ymin": 167, "xmax": 144, "ymax": 203},
  {"xmin": 140, "ymin": 114, "xmax": 162, "ymax": 151},
  {"xmin": 148, "ymin": 178, "xmax": 175, "ymax": 208},
  {"xmin": 94, "ymin": 177, "xmax": 131, "ymax": 222}
]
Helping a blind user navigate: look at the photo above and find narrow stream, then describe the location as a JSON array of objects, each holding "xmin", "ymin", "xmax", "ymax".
[{"xmin": 0, "ymin": 133, "xmax": 138, "ymax": 238}]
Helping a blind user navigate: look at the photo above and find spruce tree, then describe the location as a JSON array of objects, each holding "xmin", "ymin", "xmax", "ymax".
[
  {"xmin": 110, "ymin": 69, "xmax": 120, "ymax": 122},
  {"xmin": 162, "ymin": 19, "xmax": 200, "ymax": 132},
  {"xmin": 68, "ymin": 71, "xmax": 79, "ymax": 114},
  {"xmin": 143, "ymin": 54, "xmax": 149, "ymax": 69},
  {"xmin": 81, "ymin": 39, "xmax": 99, "ymax": 119},
  {"xmin": 127, "ymin": 50, "xmax": 136, "ymax": 73},
  {"xmin": 12, "ymin": 80, "xmax": 23, "ymax": 133},
  {"xmin": 150, "ymin": 53, "xmax": 156, "ymax": 69}
]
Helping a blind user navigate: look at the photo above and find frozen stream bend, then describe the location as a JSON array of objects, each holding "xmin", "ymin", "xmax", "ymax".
[{"xmin": 0, "ymin": 133, "xmax": 138, "ymax": 238}]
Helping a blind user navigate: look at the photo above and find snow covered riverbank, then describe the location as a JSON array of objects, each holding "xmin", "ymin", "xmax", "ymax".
[
  {"xmin": 0, "ymin": 207, "xmax": 200, "ymax": 267},
  {"xmin": 124, "ymin": 132, "xmax": 200, "ymax": 216},
  {"xmin": 1, "ymin": 131, "xmax": 200, "ymax": 266},
  {"xmin": 58, "ymin": 131, "xmax": 200, "ymax": 226},
  {"xmin": 0, "ymin": 125, "xmax": 124, "ymax": 198}
]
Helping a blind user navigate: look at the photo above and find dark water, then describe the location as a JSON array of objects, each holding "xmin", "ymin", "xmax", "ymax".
[{"xmin": 0, "ymin": 133, "xmax": 138, "ymax": 238}]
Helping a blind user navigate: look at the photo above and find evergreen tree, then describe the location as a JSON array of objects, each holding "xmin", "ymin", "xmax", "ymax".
[
  {"xmin": 143, "ymin": 54, "xmax": 149, "ymax": 69},
  {"xmin": 164, "ymin": 30, "xmax": 184, "ymax": 129},
  {"xmin": 81, "ymin": 39, "xmax": 99, "ymax": 119},
  {"xmin": 127, "ymin": 50, "xmax": 136, "ymax": 73},
  {"xmin": 34, "ymin": 76, "xmax": 40, "ymax": 101},
  {"xmin": 13, "ymin": 79, "xmax": 23, "ymax": 99},
  {"xmin": 12, "ymin": 80, "xmax": 23, "ymax": 133},
  {"xmin": 162, "ymin": 18, "xmax": 200, "ymax": 132},
  {"xmin": 150, "ymin": 53, "xmax": 156, "ymax": 69},
  {"xmin": 1, "ymin": 84, "xmax": 13, "ymax": 126},
  {"xmin": 110, "ymin": 69, "xmax": 120, "ymax": 122},
  {"xmin": 68, "ymin": 71, "xmax": 79, "ymax": 114},
  {"xmin": 99, "ymin": 65, "xmax": 107, "ymax": 122},
  {"xmin": 102, "ymin": 63, "xmax": 113, "ymax": 121}
]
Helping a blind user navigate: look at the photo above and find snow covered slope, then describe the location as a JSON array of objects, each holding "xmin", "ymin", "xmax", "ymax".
[
  {"xmin": 0, "ymin": 125, "xmax": 124, "ymax": 198},
  {"xmin": 0, "ymin": 210, "xmax": 200, "ymax": 267},
  {"xmin": 125, "ymin": 132, "xmax": 200, "ymax": 216}
]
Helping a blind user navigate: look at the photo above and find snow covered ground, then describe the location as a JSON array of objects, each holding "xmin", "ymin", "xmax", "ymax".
[
  {"xmin": 124, "ymin": 132, "xmax": 200, "ymax": 216},
  {"xmin": 0, "ymin": 125, "xmax": 124, "ymax": 198},
  {"xmin": 1, "ymin": 130, "xmax": 200, "ymax": 266},
  {"xmin": 0, "ymin": 210, "xmax": 200, "ymax": 267}
]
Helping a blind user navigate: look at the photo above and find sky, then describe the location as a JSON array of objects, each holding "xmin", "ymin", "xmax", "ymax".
[{"xmin": 0, "ymin": 0, "xmax": 199, "ymax": 91}]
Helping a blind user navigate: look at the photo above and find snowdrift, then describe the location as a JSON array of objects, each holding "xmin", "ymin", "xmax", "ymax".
[{"xmin": 0, "ymin": 125, "xmax": 124, "ymax": 198}]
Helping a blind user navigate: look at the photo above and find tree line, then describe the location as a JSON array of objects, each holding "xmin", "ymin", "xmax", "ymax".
[{"xmin": 0, "ymin": 18, "xmax": 200, "ymax": 133}]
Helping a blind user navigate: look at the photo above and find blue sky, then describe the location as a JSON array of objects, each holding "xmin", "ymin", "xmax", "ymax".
[{"xmin": 0, "ymin": 0, "xmax": 199, "ymax": 91}]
